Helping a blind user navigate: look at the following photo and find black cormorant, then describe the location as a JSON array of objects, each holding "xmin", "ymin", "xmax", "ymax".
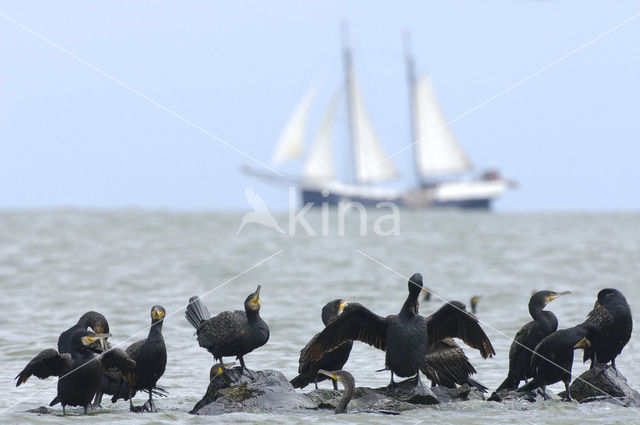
[
  {"xmin": 301, "ymin": 273, "xmax": 494, "ymax": 389},
  {"xmin": 582, "ymin": 288, "xmax": 632, "ymax": 371},
  {"xmin": 470, "ymin": 296, "xmax": 481, "ymax": 314},
  {"xmin": 185, "ymin": 285, "xmax": 269, "ymax": 373},
  {"xmin": 518, "ymin": 323, "xmax": 599, "ymax": 401},
  {"xmin": 291, "ymin": 299, "xmax": 353, "ymax": 390},
  {"xmin": 111, "ymin": 305, "xmax": 167, "ymax": 412},
  {"xmin": 16, "ymin": 330, "xmax": 135, "ymax": 415},
  {"xmin": 58, "ymin": 311, "xmax": 110, "ymax": 354},
  {"xmin": 318, "ymin": 369, "xmax": 354, "ymax": 414},
  {"xmin": 421, "ymin": 338, "xmax": 487, "ymax": 392},
  {"xmin": 492, "ymin": 290, "xmax": 570, "ymax": 395}
]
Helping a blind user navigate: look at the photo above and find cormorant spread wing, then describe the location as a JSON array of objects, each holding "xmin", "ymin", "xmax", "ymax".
[
  {"xmin": 302, "ymin": 303, "xmax": 388, "ymax": 362},
  {"xmin": 426, "ymin": 301, "xmax": 495, "ymax": 358},
  {"xmin": 15, "ymin": 349, "xmax": 72, "ymax": 386}
]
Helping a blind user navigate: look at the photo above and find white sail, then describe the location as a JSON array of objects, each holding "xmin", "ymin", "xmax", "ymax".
[
  {"xmin": 349, "ymin": 74, "xmax": 399, "ymax": 184},
  {"xmin": 414, "ymin": 74, "xmax": 471, "ymax": 176},
  {"xmin": 271, "ymin": 85, "xmax": 317, "ymax": 166},
  {"xmin": 303, "ymin": 92, "xmax": 340, "ymax": 181}
]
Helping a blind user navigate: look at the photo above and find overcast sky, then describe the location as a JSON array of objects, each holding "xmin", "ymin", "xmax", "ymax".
[{"xmin": 1, "ymin": 1, "xmax": 639, "ymax": 211}]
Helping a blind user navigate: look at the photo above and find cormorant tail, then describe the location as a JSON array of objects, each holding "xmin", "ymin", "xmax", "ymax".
[
  {"xmin": 49, "ymin": 396, "xmax": 59, "ymax": 407},
  {"xmin": 290, "ymin": 374, "xmax": 311, "ymax": 389},
  {"xmin": 186, "ymin": 295, "xmax": 211, "ymax": 329},
  {"xmin": 493, "ymin": 372, "xmax": 520, "ymax": 394},
  {"xmin": 517, "ymin": 378, "xmax": 539, "ymax": 394},
  {"xmin": 466, "ymin": 377, "xmax": 488, "ymax": 393}
]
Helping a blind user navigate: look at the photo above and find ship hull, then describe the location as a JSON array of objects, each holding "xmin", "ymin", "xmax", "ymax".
[{"xmin": 300, "ymin": 178, "xmax": 509, "ymax": 210}]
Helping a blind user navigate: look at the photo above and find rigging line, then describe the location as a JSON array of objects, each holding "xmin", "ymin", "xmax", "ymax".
[
  {"xmin": 377, "ymin": 10, "xmax": 640, "ymax": 169},
  {"xmin": 0, "ymin": 11, "xmax": 282, "ymax": 177}
]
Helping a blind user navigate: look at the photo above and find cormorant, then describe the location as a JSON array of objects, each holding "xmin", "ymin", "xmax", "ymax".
[
  {"xmin": 58, "ymin": 311, "xmax": 110, "ymax": 354},
  {"xmin": 421, "ymin": 338, "xmax": 487, "ymax": 392},
  {"xmin": 185, "ymin": 285, "xmax": 269, "ymax": 373},
  {"xmin": 16, "ymin": 330, "xmax": 135, "ymax": 415},
  {"xmin": 318, "ymin": 369, "xmax": 354, "ymax": 414},
  {"xmin": 491, "ymin": 290, "xmax": 570, "ymax": 395},
  {"xmin": 422, "ymin": 288, "xmax": 432, "ymax": 302},
  {"xmin": 301, "ymin": 273, "xmax": 494, "ymax": 390},
  {"xmin": 291, "ymin": 299, "xmax": 353, "ymax": 390},
  {"xmin": 518, "ymin": 323, "xmax": 599, "ymax": 401},
  {"xmin": 111, "ymin": 305, "xmax": 167, "ymax": 412},
  {"xmin": 582, "ymin": 288, "xmax": 632, "ymax": 371},
  {"xmin": 470, "ymin": 296, "xmax": 481, "ymax": 314}
]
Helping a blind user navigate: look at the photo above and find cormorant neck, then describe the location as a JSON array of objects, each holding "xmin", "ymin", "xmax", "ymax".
[
  {"xmin": 401, "ymin": 293, "xmax": 419, "ymax": 317},
  {"xmin": 246, "ymin": 308, "xmax": 261, "ymax": 323},
  {"xmin": 528, "ymin": 301, "xmax": 547, "ymax": 322},
  {"xmin": 148, "ymin": 320, "xmax": 164, "ymax": 340},
  {"xmin": 335, "ymin": 383, "xmax": 353, "ymax": 414}
]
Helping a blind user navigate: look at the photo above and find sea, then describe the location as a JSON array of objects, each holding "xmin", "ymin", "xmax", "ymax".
[{"xmin": 0, "ymin": 209, "xmax": 638, "ymax": 424}]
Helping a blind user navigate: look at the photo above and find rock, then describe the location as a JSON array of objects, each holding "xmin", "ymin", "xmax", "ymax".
[
  {"xmin": 26, "ymin": 406, "xmax": 53, "ymax": 414},
  {"xmin": 193, "ymin": 367, "xmax": 485, "ymax": 415},
  {"xmin": 488, "ymin": 388, "xmax": 559, "ymax": 403},
  {"xmin": 561, "ymin": 365, "xmax": 640, "ymax": 406},
  {"xmin": 191, "ymin": 367, "xmax": 316, "ymax": 415}
]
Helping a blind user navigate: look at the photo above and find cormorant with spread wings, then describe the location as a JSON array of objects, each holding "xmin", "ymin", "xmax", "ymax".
[{"xmin": 300, "ymin": 273, "xmax": 495, "ymax": 389}]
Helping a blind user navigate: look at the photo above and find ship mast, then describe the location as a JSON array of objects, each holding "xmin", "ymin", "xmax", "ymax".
[
  {"xmin": 404, "ymin": 31, "xmax": 422, "ymax": 186},
  {"xmin": 341, "ymin": 22, "xmax": 358, "ymax": 184}
]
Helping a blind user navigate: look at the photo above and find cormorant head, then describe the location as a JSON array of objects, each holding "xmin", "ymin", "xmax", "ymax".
[
  {"xmin": 72, "ymin": 330, "xmax": 111, "ymax": 353},
  {"xmin": 470, "ymin": 295, "xmax": 481, "ymax": 313},
  {"xmin": 529, "ymin": 290, "xmax": 571, "ymax": 310},
  {"xmin": 422, "ymin": 288, "xmax": 431, "ymax": 301},
  {"xmin": 321, "ymin": 298, "xmax": 353, "ymax": 325},
  {"xmin": 595, "ymin": 288, "xmax": 625, "ymax": 308},
  {"xmin": 408, "ymin": 273, "xmax": 423, "ymax": 296},
  {"xmin": 318, "ymin": 369, "xmax": 355, "ymax": 389},
  {"xmin": 78, "ymin": 311, "xmax": 110, "ymax": 335},
  {"xmin": 245, "ymin": 285, "xmax": 262, "ymax": 312},
  {"xmin": 573, "ymin": 323, "xmax": 600, "ymax": 351},
  {"xmin": 151, "ymin": 305, "xmax": 166, "ymax": 323},
  {"xmin": 209, "ymin": 362, "xmax": 236, "ymax": 381}
]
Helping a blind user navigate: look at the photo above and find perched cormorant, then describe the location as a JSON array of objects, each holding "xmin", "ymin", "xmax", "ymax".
[
  {"xmin": 518, "ymin": 323, "xmax": 599, "ymax": 401},
  {"xmin": 16, "ymin": 330, "xmax": 135, "ymax": 415},
  {"xmin": 291, "ymin": 299, "xmax": 353, "ymax": 390},
  {"xmin": 582, "ymin": 288, "xmax": 632, "ymax": 371},
  {"xmin": 318, "ymin": 369, "xmax": 354, "ymax": 414},
  {"xmin": 470, "ymin": 296, "xmax": 481, "ymax": 314},
  {"xmin": 492, "ymin": 290, "xmax": 570, "ymax": 395},
  {"xmin": 421, "ymin": 338, "xmax": 487, "ymax": 392},
  {"xmin": 111, "ymin": 305, "xmax": 167, "ymax": 412},
  {"xmin": 301, "ymin": 274, "xmax": 494, "ymax": 390},
  {"xmin": 185, "ymin": 285, "xmax": 269, "ymax": 373},
  {"xmin": 58, "ymin": 311, "xmax": 110, "ymax": 354}
]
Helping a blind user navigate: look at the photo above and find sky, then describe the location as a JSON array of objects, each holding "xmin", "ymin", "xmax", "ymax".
[{"xmin": 1, "ymin": 1, "xmax": 639, "ymax": 211}]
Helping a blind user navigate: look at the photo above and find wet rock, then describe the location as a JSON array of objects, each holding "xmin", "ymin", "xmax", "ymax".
[
  {"xmin": 193, "ymin": 367, "xmax": 486, "ymax": 415},
  {"xmin": 561, "ymin": 366, "xmax": 640, "ymax": 406},
  {"xmin": 26, "ymin": 406, "xmax": 53, "ymax": 414},
  {"xmin": 488, "ymin": 388, "xmax": 559, "ymax": 403},
  {"xmin": 191, "ymin": 367, "xmax": 316, "ymax": 415}
]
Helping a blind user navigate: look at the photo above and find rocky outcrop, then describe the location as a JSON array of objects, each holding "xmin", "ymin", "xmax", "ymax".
[
  {"xmin": 561, "ymin": 366, "xmax": 640, "ymax": 406},
  {"xmin": 192, "ymin": 366, "xmax": 485, "ymax": 415}
]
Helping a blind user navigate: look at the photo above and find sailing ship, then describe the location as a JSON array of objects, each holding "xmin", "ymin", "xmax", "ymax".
[{"xmin": 250, "ymin": 36, "xmax": 513, "ymax": 209}]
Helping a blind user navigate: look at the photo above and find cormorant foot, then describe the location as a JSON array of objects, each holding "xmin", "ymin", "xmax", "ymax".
[{"xmin": 143, "ymin": 400, "xmax": 157, "ymax": 413}]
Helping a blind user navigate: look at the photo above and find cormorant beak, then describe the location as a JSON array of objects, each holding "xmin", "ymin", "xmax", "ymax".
[
  {"xmin": 251, "ymin": 285, "xmax": 261, "ymax": 305},
  {"xmin": 574, "ymin": 337, "xmax": 591, "ymax": 349},
  {"xmin": 151, "ymin": 307, "xmax": 165, "ymax": 321},
  {"xmin": 548, "ymin": 291, "xmax": 571, "ymax": 302},
  {"xmin": 81, "ymin": 333, "xmax": 111, "ymax": 349},
  {"xmin": 339, "ymin": 297, "xmax": 355, "ymax": 314},
  {"xmin": 318, "ymin": 369, "xmax": 339, "ymax": 381}
]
